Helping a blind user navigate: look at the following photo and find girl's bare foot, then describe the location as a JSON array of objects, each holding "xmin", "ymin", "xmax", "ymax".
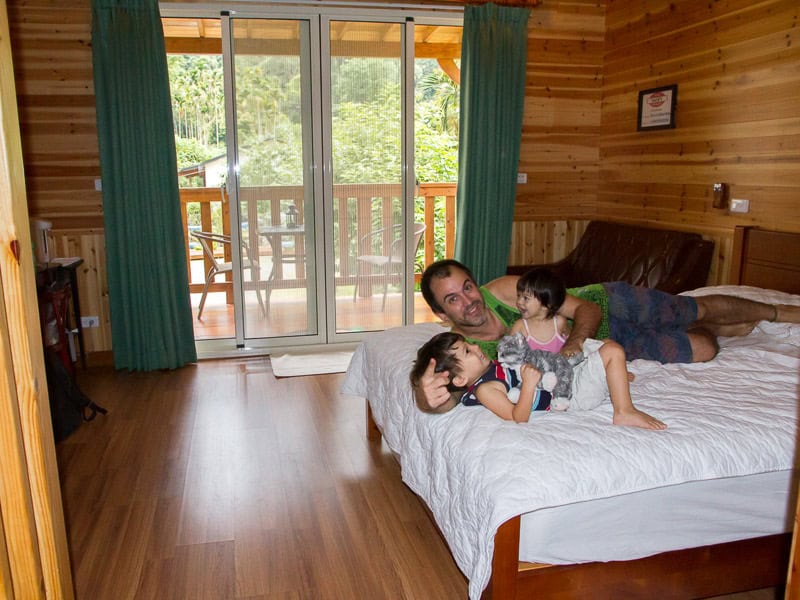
[{"xmin": 613, "ymin": 408, "xmax": 667, "ymax": 430}]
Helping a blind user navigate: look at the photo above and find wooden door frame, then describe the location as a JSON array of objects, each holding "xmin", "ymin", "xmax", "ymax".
[{"xmin": 0, "ymin": 0, "xmax": 73, "ymax": 597}]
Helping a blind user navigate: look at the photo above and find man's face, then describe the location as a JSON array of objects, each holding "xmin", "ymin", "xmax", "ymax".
[{"xmin": 429, "ymin": 268, "xmax": 488, "ymax": 328}]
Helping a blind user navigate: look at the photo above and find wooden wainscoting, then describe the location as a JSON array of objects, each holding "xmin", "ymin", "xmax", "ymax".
[
  {"xmin": 508, "ymin": 219, "xmax": 592, "ymax": 267},
  {"xmin": 53, "ymin": 219, "xmax": 741, "ymax": 362},
  {"xmin": 50, "ymin": 228, "xmax": 111, "ymax": 354}
]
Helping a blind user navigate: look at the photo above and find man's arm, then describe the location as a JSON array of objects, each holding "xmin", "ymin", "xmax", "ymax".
[
  {"xmin": 558, "ymin": 294, "xmax": 601, "ymax": 357},
  {"xmin": 483, "ymin": 274, "xmax": 521, "ymax": 306}
]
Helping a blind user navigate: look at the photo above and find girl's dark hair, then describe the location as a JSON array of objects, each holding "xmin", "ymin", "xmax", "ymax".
[{"xmin": 516, "ymin": 268, "xmax": 566, "ymax": 318}]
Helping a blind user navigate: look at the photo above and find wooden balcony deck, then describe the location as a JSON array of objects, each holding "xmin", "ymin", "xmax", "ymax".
[
  {"xmin": 182, "ymin": 182, "xmax": 455, "ymax": 340},
  {"xmin": 190, "ymin": 283, "xmax": 440, "ymax": 339}
]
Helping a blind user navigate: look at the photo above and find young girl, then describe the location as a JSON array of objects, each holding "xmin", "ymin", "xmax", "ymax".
[{"xmin": 508, "ymin": 268, "xmax": 665, "ymax": 429}]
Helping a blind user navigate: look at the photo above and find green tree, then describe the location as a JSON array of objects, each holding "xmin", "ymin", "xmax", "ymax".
[
  {"xmin": 332, "ymin": 84, "xmax": 402, "ymax": 184},
  {"xmin": 417, "ymin": 69, "xmax": 460, "ymax": 134},
  {"xmin": 169, "ymin": 53, "xmax": 458, "ymax": 186},
  {"xmin": 332, "ymin": 57, "xmax": 400, "ymax": 106}
]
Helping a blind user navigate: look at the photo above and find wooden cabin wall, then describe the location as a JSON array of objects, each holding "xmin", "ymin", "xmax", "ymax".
[
  {"xmin": 508, "ymin": 0, "xmax": 605, "ymax": 268},
  {"xmin": 511, "ymin": 0, "xmax": 800, "ymax": 287},
  {"xmin": 7, "ymin": 0, "xmax": 111, "ymax": 355},
  {"xmin": 8, "ymin": 0, "xmax": 799, "ymax": 358},
  {"xmin": 598, "ymin": 0, "xmax": 800, "ymax": 284}
]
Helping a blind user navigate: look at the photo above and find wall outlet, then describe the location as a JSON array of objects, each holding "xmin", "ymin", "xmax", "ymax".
[
  {"xmin": 81, "ymin": 316, "xmax": 100, "ymax": 328},
  {"xmin": 730, "ymin": 198, "xmax": 750, "ymax": 213},
  {"xmin": 94, "ymin": 178, "xmax": 102, "ymax": 191},
  {"xmin": 517, "ymin": 172, "xmax": 527, "ymax": 184}
]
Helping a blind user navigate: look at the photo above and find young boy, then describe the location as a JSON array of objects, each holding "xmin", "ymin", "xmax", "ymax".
[{"xmin": 410, "ymin": 331, "xmax": 666, "ymax": 430}]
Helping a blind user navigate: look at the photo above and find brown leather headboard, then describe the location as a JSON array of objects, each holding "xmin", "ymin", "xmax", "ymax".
[
  {"xmin": 507, "ymin": 221, "xmax": 713, "ymax": 295},
  {"xmin": 731, "ymin": 227, "xmax": 800, "ymax": 295}
]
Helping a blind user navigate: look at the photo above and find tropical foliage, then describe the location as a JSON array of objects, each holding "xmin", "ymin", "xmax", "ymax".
[{"xmin": 168, "ymin": 53, "xmax": 458, "ymax": 261}]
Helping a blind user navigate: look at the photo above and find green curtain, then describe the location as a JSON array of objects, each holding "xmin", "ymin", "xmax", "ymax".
[
  {"xmin": 454, "ymin": 3, "xmax": 530, "ymax": 285},
  {"xmin": 91, "ymin": 0, "xmax": 197, "ymax": 370}
]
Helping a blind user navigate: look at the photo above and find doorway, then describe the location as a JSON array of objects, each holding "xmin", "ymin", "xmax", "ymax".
[{"xmin": 162, "ymin": 6, "xmax": 462, "ymax": 354}]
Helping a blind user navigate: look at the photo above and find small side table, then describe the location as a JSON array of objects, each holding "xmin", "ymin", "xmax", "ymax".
[{"xmin": 37, "ymin": 258, "xmax": 86, "ymax": 369}]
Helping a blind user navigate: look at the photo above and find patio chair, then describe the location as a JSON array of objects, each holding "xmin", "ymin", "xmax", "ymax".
[
  {"xmin": 352, "ymin": 222, "xmax": 426, "ymax": 310},
  {"xmin": 192, "ymin": 231, "xmax": 265, "ymax": 319}
]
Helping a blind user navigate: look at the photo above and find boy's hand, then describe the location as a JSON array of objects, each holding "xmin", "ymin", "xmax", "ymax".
[
  {"xmin": 519, "ymin": 363, "xmax": 542, "ymax": 387},
  {"xmin": 417, "ymin": 358, "xmax": 452, "ymax": 410}
]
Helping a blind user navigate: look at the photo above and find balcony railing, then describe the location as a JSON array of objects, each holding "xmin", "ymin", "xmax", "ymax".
[{"xmin": 179, "ymin": 182, "xmax": 456, "ymax": 298}]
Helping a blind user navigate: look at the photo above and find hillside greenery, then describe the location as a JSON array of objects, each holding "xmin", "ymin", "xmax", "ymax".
[{"xmin": 168, "ymin": 54, "xmax": 459, "ymax": 262}]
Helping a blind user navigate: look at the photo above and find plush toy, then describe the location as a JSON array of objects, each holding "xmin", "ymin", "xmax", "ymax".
[{"xmin": 496, "ymin": 333, "xmax": 583, "ymax": 411}]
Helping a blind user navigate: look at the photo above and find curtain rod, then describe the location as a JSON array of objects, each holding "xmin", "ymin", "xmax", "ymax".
[{"xmin": 232, "ymin": 0, "xmax": 463, "ymax": 11}]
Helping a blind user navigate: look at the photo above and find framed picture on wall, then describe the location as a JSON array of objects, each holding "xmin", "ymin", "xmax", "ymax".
[{"xmin": 637, "ymin": 84, "xmax": 677, "ymax": 131}]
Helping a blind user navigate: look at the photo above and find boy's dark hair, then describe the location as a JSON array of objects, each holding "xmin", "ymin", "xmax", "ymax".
[
  {"xmin": 516, "ymin": 268, "xmax": 567, "ymax": 318},
  {"xmin": 420, "ymin": 259, "xmax": 477, "ymax": 314},
  {"xmin": 410, "ymin": 331, "xmax": 469, "ymax": 413}
]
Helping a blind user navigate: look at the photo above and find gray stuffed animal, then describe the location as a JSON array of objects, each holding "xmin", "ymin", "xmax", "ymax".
[{"xmin": 496, "ymin": 333, "xmax": 583, "ymax": 411}]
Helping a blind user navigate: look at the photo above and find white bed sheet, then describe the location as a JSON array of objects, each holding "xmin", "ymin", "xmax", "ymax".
[
  {"xmin": 519, "ymin": 469, "xmax": 796, "ymax": 564},
  {"xmin": 341, "ymin": 286, "xmax": 800, "ymax": 600}
]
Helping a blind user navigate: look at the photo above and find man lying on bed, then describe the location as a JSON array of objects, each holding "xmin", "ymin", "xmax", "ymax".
[{"xmin": 414, "ymin": 259, "xmax": 800, "ymax": 413}]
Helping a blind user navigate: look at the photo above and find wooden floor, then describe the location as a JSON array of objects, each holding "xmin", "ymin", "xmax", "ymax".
[{"xmin": 57, "ymin": 362, "xmax": 781, "ymax": 599}]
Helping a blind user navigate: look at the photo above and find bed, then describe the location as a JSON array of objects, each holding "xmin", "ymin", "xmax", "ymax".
[{"xmin": 341, "ymin": 226, "xmax": 800, "ymax": 599}]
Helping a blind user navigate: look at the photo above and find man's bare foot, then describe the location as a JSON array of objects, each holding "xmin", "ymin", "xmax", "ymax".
[
  {"xmin": 613, "ymin": 408, "xmax": 667, "ymax": 430},
  {"xmin": 776, "ymin": 304, "xmax": 800, "ymax": 324}
]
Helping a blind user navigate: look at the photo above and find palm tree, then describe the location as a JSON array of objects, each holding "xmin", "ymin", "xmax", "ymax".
[{"xmin": 417, "ymin": 70, "xmax": 459, "ymax": 134}]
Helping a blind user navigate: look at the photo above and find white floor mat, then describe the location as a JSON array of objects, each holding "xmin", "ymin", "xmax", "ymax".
[{"xmin": 270, "ymin": 351, "xmax": 354, "ymax": 377}]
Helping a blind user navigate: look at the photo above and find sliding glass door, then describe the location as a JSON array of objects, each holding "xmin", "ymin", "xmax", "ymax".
[
  {"xmin": 162, "ymin": 6, "xmax": 461, "ymax": 353},
  {"xmin": 224, "ymin": 16, "xmax": 322, "ymax": 345},
  {"xmin": 324, "ymin": 18, "xmax": 409, "ymax": 336}
]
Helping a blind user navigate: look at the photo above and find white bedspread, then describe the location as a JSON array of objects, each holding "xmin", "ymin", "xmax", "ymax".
[{"xmin": 341, "ymin": 286, "xmax": 800, "ymax": 599}]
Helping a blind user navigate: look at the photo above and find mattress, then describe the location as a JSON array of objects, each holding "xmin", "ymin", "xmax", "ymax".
[{"xmin": 341, "ymin": 285, "xmax": 800, "ymax": 599}]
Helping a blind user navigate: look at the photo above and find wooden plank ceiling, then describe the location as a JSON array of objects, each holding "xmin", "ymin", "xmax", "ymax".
[{"xmin": 162, "ymin": 18, "xmax": 462, "ymax": 59}]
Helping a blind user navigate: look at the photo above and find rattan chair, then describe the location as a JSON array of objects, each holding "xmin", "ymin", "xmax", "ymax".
[
  {"xmin": 352, "ymin": 222, "xmax": 426, "ymax": 309},
  {"xmin": 192, "ymin": 231, "xmax": 265, "ymax": 319}
]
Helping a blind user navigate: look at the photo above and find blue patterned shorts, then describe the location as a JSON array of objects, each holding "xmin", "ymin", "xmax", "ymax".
[{"xmin": 603, "ymin": 282, "xmax": 698, "ymax": 363}]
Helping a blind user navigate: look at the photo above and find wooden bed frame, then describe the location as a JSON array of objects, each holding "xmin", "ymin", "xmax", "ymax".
[
  {"xmin": 731, "ymin": 226, "xmax": 800, "ymax": 295},
  {"xmin": 366, "ymin": 226, "xmax": 800, "ymax": 599}
]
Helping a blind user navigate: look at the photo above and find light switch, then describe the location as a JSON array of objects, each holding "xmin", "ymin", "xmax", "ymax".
[{"xmin": 730, "ymin": 198, "xmax": 750, "ymax": 213}]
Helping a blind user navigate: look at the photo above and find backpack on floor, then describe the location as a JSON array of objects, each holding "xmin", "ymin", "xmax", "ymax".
[{"xmin": 44, "ymin": 349, "xmax": 107, "ymax": 442}]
